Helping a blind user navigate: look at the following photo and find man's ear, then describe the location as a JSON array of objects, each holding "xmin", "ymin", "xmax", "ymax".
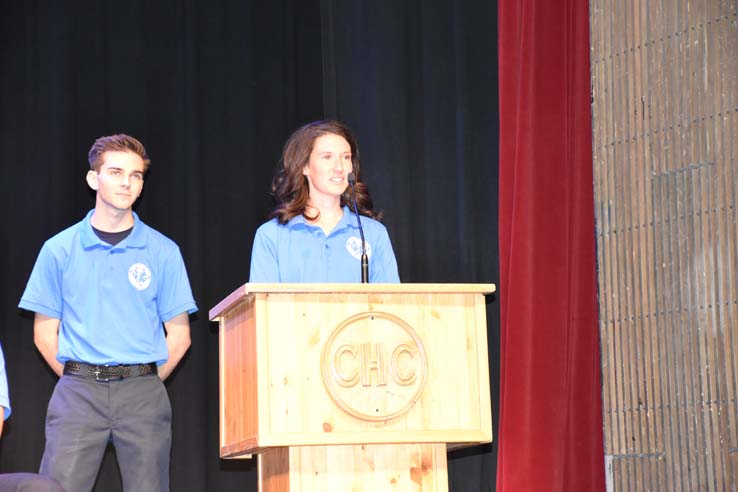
[{"xmin": 86, "ymin": 170, "xmax": 99, "ymax": 191}]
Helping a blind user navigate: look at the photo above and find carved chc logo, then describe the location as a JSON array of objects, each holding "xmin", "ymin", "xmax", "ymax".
[{"xmin": 321, "ymin": 311, "xmax": 427, "ymax": 422}]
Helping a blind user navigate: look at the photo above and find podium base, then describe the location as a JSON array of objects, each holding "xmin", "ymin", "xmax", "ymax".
[{"xmin": 258, "ymin": 443, "xmax": 449, "ymax": 491}]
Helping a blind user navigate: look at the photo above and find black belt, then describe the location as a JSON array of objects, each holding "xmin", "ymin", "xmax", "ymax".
[{"xmin": 63, "ymin": 361, "xmax": 158, "ymax": 382}]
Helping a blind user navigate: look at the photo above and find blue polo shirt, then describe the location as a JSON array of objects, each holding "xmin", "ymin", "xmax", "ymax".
[
  {"xmin": 19, "ymin": 210, "xmax": 197, "ymax": 366},
  {"xmin": 249, "ymin": 206, "xmax": 400, "ymax": 283},
  {"xmin": 0, "ymin": 343, "xmax": 10, "ymax": 420}
]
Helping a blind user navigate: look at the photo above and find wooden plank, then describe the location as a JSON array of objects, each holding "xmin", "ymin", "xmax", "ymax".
[
  {"xmin": 591, "ymin": 1, "xmax": 738, "ymax": 490},
  {"xmin": 259, "ymin": 443, "xmax": 448, "ymax": 492},
  {"xmin": 210, "ymin": 283, "xmax": 496, "ymax": 320}
]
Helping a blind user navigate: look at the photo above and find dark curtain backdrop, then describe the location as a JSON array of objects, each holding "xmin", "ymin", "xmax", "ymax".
[
  {"xmin": 0, "ymin": 1, "xmax": 499, "ymax": 491},
  {"xmin": 498, "ymin": 0, "xmax": 605, "ymax": 491}
]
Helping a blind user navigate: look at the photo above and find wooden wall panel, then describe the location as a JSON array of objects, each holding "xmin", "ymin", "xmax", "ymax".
[{"xmin": 590, "ymin": 1, "xmax": 738, "ymax": 490}]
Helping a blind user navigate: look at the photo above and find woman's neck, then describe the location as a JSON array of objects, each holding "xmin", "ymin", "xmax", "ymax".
[{"xmin": 306, "ymin": 198, "xmax": 344, "ymax": 235}]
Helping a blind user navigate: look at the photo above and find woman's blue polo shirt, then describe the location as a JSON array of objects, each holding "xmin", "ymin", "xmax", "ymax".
[
  {"xmin": 249, "ymin": 206, "xmax": 400, "ymax": 283},
  {"xmin": 19, "ymin": 210, "xmax": 197, "ymax": 366}
]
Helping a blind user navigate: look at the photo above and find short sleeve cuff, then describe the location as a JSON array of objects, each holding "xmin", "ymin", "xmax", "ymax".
[
  {"xmin": 160, "ymin": 302, "xmax": 198, "ymax": 323},
  {"xmin": 18, "ymin": 299, "xmax": 62, "ymax": 319}
]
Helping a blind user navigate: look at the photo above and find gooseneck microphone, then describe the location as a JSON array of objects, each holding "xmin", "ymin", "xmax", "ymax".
[{"xmin": 347, "ymin": 172, "xmax": 369, "ymax": 283}]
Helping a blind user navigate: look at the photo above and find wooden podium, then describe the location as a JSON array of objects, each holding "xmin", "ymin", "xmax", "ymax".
[{"xmin": 209, "ymin": 283, "xmax": 495, "ymax": 491}]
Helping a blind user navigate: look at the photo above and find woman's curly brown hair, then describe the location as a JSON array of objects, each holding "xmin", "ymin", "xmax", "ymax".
[{"xmin": 269, "ymin": 120, "xmax": 383, "ymax": 224}]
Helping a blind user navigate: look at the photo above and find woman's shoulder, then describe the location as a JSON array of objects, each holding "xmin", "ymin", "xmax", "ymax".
[
  {"xmin": 255, "ymin": 217, "xmax": 283, "ymax": 237},
  {"xmin": 256, "ymin": 216, "xmax": 281, "ymax": 229},
  {"xmin": 360, "ymin": 214, "xmax": 390, "ymax": 234},
  {"xmin": 256, "ymin": 215, "xmax": 309, "ymax": 237}
]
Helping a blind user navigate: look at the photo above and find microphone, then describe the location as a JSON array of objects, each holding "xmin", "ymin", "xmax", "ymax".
[{"xmin": 347, "ymin": 172, "xmax": 369, "ymax": 283}]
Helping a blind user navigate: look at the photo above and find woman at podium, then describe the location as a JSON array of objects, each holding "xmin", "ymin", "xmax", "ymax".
[{"xmin": 249, "ymin": 120, "xmax": 400, "ymax": 283}]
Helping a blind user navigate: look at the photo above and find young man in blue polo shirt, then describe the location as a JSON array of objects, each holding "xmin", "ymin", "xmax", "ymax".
[{"xmin": 18, "ymin": 134, "xmax": 197, "ymax": 492}]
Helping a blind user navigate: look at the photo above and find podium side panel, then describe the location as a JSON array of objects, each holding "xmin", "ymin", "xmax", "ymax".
[
  {"xmin": 474, "ymin": 294, "xmax": 493, "ymax": 441},
  {"xmin": 220, "ymin": 297, "xmax": 258, "ymax": 456}
]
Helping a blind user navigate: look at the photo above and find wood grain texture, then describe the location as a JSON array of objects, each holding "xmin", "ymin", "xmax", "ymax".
[
  {"xmin": 216, "ymin": 286, "xmax": 494, "ymax": 457},
  {"xmin": 591, "ymin": 1, "xmax": 738, "ymax": 490}
]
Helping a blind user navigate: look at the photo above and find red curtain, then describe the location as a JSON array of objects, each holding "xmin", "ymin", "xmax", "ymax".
[{"xmin": 497, "ymin": 0, "xmax": 605, "ymax": 491}]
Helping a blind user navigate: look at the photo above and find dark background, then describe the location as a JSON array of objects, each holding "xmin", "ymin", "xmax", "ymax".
[{"xmin": 0, "ymin": 1, "xmax": 499, "ymax": 490}]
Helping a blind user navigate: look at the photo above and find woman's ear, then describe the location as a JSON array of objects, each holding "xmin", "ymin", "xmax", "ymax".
[{"xmin": 86, "ymin": 170, "xmax": 99, "ymax": 191}]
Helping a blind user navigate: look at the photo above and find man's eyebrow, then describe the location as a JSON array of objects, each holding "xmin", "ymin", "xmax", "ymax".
[{"xmin": 105, "ymin": 166, "xmax": 144, "ymax": 175}]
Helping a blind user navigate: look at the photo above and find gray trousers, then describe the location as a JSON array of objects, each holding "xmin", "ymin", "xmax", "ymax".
[
  {"xmin": 40, "ymin": 374, "xmax": 171, "ymax": 492},
  {"xmin": 0, "ymin": 474, "xmax": 63, "ymax": 492}
]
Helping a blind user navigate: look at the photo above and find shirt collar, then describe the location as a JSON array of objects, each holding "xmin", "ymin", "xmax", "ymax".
[
  {"xmin": 80, "ymin": 209, "xmax": 147, "ymax": 249},
  {"xmin": 286, "ymin": 206, "xmax": 359, "ymax": 232}
]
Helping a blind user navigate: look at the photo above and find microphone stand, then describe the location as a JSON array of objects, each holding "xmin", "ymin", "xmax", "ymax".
[{"xmin": 347, "ymin": 173, "xmax": 369, "ymax": 283}]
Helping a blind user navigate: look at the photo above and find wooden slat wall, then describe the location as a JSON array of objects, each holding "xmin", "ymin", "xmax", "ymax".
[{"xmin": 590, "ymin": 1, "xmax": 738, "ymax": 490}]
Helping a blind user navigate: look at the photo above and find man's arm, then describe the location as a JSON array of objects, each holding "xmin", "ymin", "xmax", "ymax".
[
  {"xmin": 158, "ymin": 312, "xmax": 191, "ymax": 381},
  {"xmin": 34, "ymin": 313, "xmax": 63, "ymax": 377}
]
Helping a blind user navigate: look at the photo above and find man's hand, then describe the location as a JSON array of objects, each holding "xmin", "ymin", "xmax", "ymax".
[
  {"xmin": 158, "ymin": 312, "xmax": 191, "ymax": 381},
  {"xmin": 34, "ymin": 313, "xmax": 63, "ymax": 377}
]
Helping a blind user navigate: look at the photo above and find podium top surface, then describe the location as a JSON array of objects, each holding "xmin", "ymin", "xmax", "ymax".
[{"xmin": 209, "ymin": 282, "xmax": 496, "ymax": 320}]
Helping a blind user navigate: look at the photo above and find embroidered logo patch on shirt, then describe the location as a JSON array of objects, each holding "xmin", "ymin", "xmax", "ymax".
[
  {"xmin": 128, "ymin": 263, "xmax": 152, "ymax": 291},
  {"xmin": 345, "ymin": 236, "xmax": 372, "ymax": 261}
]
